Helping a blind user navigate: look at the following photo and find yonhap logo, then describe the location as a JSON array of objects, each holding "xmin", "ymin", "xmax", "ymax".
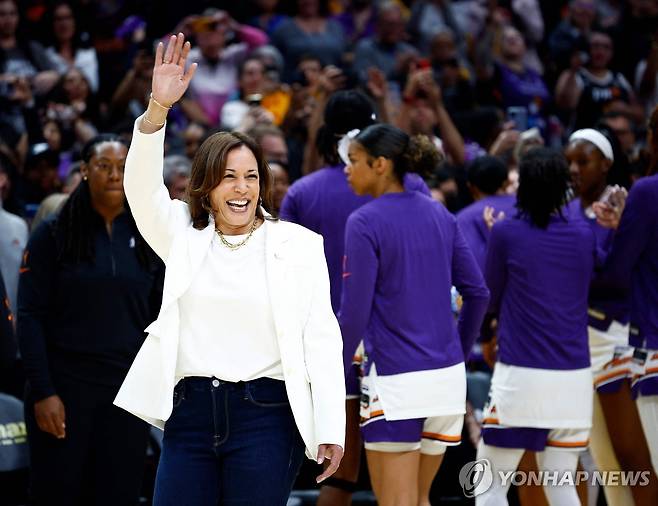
[{"xmin": 459, "ymin": 459, "xmax": 493, "ymax": 498}]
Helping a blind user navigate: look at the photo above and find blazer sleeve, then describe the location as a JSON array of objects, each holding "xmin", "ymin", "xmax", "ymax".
[
  {"xmin": 302, "ymin": 234, "xmax": 346, "ymax": 449},
  {"xmin": 123, "ymin": 116, "xmax": 189, "ymax": 261}
]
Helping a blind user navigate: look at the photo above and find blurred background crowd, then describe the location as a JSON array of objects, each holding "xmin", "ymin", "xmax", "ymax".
[{"xmin": 1, "ymin": 0, "xmax": 658, "ymax": 504}]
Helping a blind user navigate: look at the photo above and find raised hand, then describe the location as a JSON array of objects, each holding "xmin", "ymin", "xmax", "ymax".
[{"xmin": 152, "ymin": 33, "xmax": 197, "ymax": 108}]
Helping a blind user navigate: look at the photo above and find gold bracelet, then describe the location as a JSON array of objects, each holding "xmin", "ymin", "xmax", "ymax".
[
  {"xmin": 143, "ymin": 115, "xmax": 165, "ymax": 127},
  {"xmin": 149, "ymin": 93, "xmax": 172, "ymax": 110}
]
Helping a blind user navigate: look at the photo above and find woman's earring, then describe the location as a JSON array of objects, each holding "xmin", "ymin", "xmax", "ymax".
[
  {"xmin": 258, "ymin": 196, "xmax": 263, "ymax": 206},
  {"xmin": 83, "ymin": 176, "xmax": 88, "ymax": 181}
]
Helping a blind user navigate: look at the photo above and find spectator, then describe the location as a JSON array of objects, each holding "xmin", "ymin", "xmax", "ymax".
[
  {"xmin": 180, "ymin": 9, "xmax": 268, "ymax": 126},
  {"xmin": 281, "ymin": 71, "xmax": 322, "ymax": 179},
  {"xmin": 291, "ymin": 54, "xmax": 324, "ymax": 96},
  {"xmin": 430, "ymin": 163, "xmax": 461, "ymax": 210},
  {"xmin": 0, "ymin": 0, "xmax": 57, "ymax": 148},
  {"xmin": 13, "ymin": 143, "xmax": 61, "ymax": 216},
  {"xmin": 635, "ymin": 30, "xmax": 658, "ymax": 118},
  {"xmin": 332, "ymin": 0, "xmax": 377, "ymax": 48},
  {"xmin": 17, "ymin": 134, "xmax": 164, "ymax": 506},
  {"xmin": 163, "ymin": 154, "xmax": 191, "ymax": 201},
  {"xmin": 556, "ymin": 30, "xmax": 643, "ymax": 131},
  {"xmin": 251, "ymin": 43, "xmax": 286, "ymax": 81},
  {"xmin": 30, "ymin": 193, "xmax": 67, "ymax": 232},
  {"xmin": 0, "ymin": 155, "xmax": 28, "ymax": 316},
  {"xmin": 407, "ymin": 0, "xmax": 464, "ymax": 56},
  {"xmin": 248, "ymin": 0, "xmax": 289, "ymax": 36},
  {"xmin": 221, "ymin": 57, "xmax": 271, "ymax": 130},
  {"xmin": 61, "ymin": 162, "xmax": 81, "ymax": 194},
  {"xmin": 221, "ymin": 56, "xmax": 291, "ymax": 131},
  {"xmin": 268, "ymin": 160, "xmax": 289, "ymax": 212},
  {"xmin": 43, "ymin": 1, "xmax": 98, "ymax": 92},
  {"xmin": 610, "ymin": 0, "xmax": 658, "ymax": 84},
  {"xmin": 247, "ymin": 123, "xmax": 289, "ymax": 165},
  {"xmin": 351, "ymin": 1, "xmax": 417, "ymax": 85},
  {"xmin": 110, "ymin": 44, "xmax": 154, "ymax": 125},
  {"xmin": 548, "ymin": 0, "xmax": 595, "ymax": 74},
  {"xmin": 182, "ymin": 122, "xmax": 206, "ymax": 162},
  {"xmin": 597, "ymin": 0, "xmax": 622, "ymax": 29},
  {"xmin": 0, "ymin": 0, "xmax": 58, "ymax": 94},
  {"xmin": 271, "ymin": 0, "xmax": 346, "ymax": 82},
  {"xmin": 478, "ymin": 25, "xmax": 550, "ymax": 120},
  {"xmin": 42, "ymin": 118, "xmax": 62, "ymax": 153},
  {"xmin": 45, "ymin": 67, "xmax": 99, "ymax": 149},
  {"xmin": 600, "ymin": 111, "xmax": 637, "ymax": 161},
  {"xmin": 429, "ymin": 28, "xmax": 475, "ymax": 115},
  {"xmin": 397, "ymin": 68, "xmax": 465, "ymax": 165}
]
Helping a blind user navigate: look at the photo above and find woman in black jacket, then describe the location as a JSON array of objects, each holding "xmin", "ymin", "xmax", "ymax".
[{"xmin": 17, "ymin": 134, "xmax": 164, "ymax": 506}]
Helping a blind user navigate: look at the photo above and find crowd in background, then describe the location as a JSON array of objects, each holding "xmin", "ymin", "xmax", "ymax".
[
  {"xmin": 1, "ymin": 0, "xmax": 658, "ymax": 221},
  {"xmin": 2, "ymin": 0, "xmax": 658, "ymax": 504}
]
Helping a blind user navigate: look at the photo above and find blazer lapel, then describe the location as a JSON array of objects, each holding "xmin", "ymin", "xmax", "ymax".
[
  {"xmin": 161, "ymin": 220, "xmax": 215, "ymax": 308},
  {"xmin": 265, "ymin": 220, "xmax": 290, "ymax": 339}
]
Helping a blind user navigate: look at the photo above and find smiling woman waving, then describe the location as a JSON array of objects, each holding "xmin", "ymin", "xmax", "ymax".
[{"xmin": 113, "ymin": 34, "xmax": 345, "ymax": 505}]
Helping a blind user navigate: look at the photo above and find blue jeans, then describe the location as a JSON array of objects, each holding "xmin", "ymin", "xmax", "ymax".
[{"xmin": 153, "ymin": 376, "xmax": 305, "ymax": 506}]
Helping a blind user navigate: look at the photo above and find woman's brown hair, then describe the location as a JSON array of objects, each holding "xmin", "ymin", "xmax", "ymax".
[{"xmin": 187, "ymin": 131, "xmax": 274, "ymax": 230}]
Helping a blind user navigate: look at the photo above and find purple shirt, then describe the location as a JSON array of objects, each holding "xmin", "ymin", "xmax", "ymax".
[
  {"xmin": 332, "ymin": 11, "xmax": 376, "ymax": 43},
  {"xmin": 339, "ymin": 192, "xmax": 490, "ymax": 376},
  {"xmin": 601, "ymin": 175, "xmax": 658, "ymax": 349},
  {"xmin": 456, "ymin": 194, "xmax": 517, "ymax": 274},
  {"xmin": 485, "ymin": 215, "xmax": 596, "ymax": 370},
  {"xmin": 280, "ymin": 165, "xmax": 430, "ymax": 313},
  {"xmin": 497, "ymin": 63, "xmax": 550, "ymax": 111},
  {"xmin": 566, "ymin": 199, "xmax": 629, "ymax": 330}
]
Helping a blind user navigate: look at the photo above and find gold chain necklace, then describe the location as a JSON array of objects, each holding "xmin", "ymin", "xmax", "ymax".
[{"xmin": 215, "ymin": 219, "xmax": 258, "ymax": 250}]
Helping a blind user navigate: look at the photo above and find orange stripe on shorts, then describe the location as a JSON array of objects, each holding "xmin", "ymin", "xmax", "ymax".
[
  {"xmin": 594, "ymin": 368, "xmax": 631, "ymax": 386},
  {"xmin": 422, "ymin": 431, "xmax": 461, "ymax": 442},
  {"xmin": 546, "ymin": 439, "xmax": 589, "ymax": 448}
]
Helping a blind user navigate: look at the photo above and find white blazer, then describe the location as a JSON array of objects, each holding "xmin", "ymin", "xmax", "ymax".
[{"xmin": 114, "ymin": 117, "xmax": 346, "ymax": 459}]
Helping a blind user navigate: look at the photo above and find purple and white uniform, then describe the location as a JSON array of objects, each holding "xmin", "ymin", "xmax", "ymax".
[
  {"xmin": 566, "ymin": 198, "xmax": 632, "ymax": 394},
  {"xmin": 339, "ymin": 191, "xmax": 489, "ymax": 451},
  {"xmin": 280, "ymin": 166, "xmax": 429, "ymax": 397},
  {"xmin": 482, "ymin": 213, "xmax": 596, "ymax": 451},
  {"xmin": 599, "ymin": 175, "xmax": 658, "ymax": 398}
]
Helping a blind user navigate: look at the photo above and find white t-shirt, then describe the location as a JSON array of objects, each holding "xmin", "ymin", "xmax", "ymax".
[{"xmin": 175, "ymin": 222, "xmax": 283, "ymax": 382}]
